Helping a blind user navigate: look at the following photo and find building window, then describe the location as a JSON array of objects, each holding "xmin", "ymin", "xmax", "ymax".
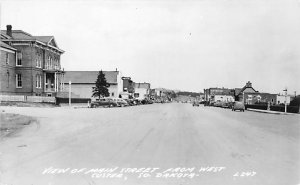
[
  {"xmin": 36, "ymin": 53, "xmax": 38, "ymax": 67},
  {"xmin": 36, "ymin": 53, "xmax": 42, "ymax": 68},
  {"xmin": 6, "ymin": 53, "xmax": 9, "ymax": 64},
  {"xmin": 36, "ymin": 74, "xmax": 42, "ymax": 88},
  {"xmin": 6, "ymin": 71, "xmax": 9, "ymax": 88},
  {"xmin": 16, "ymin": 74, "xmax": 22, "ymax": 88},
  {"xmin": 17, "ymin": 52, "xmax": 22, "ymax": 66},
  {"xmin": 46, "ymin": 56, "xmax": 51, "ymax": 69},
  {"xmin": 36, "ymin": 75, "xmax": 38, "ymax": 88},
  {"xmin": 39, "ymin": 75, "xmax": 42, "ymax": 88},
  {"xmin": 134, "ymin": 93, "xmax": 139, "ymax": 98},
  {"xmin": 111, "ymin": 92, "xmax": 114, "ymax": 97},
  {"xmin": 50, "ymin": 57, "xmax": 53, "ymax": 69}
]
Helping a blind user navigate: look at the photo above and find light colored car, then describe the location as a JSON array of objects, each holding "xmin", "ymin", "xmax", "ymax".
[
  {"xmin": 111, "ymin": 98, "xmax": 129, "ymax": 107},
  {"xmin": 232, "ymin": 101, "xmax": 245, "ymax": 112}
]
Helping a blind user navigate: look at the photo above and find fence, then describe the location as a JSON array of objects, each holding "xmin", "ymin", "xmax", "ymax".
[
  {"xmin": 245, "ymin": 104, "xmax": 299, "ymax": 113},
  {"xmin": 27, "ymin": 96, "xmax": 55, "ymax": 103},
  {"xmin": 0, "ymin": 95, "xmax": 55, "ymax": 103}
]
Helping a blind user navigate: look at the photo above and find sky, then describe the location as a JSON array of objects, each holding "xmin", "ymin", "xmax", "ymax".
[{"xmin": 1, "ymin": 0, "xmax": 300, "ymax": 94}]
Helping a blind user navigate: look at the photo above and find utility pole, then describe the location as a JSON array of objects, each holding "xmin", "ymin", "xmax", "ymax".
[
  {"xmin": 69, "ymin": 81, "xmax": 71, "ymax": 107},
  {"xmin": 283, "ymin": 88, "xmax": 287, "ymax": 114}
]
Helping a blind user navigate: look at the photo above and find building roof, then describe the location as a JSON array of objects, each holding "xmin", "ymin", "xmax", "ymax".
[
  {"xmin": 134, "ymin": 82, "xmax": 150, "ymax": 89},
  {"xmin": 1, "ymin": 30, "xmax": 33, "ymax": 40},
  {"xmin": 0, "ymin": 41, "xmax": 16, "ymax": 51},
  {"xmin": 64, "ymin": 71, "xmax": 119, "ymax": 84},
  {"xmin": 237, "ymin": 81, "xmax": 257, "ymax": 95},
  {"xmin": 1, "ymin": 28, "xmax": 63, "ymax": 53},
  {"xmin": 33, "ymin": 36, "xmax": 52, "ymax": 43}
]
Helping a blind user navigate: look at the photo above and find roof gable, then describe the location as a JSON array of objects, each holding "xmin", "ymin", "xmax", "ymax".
[
  {"xmin": 49, "ymin": 37, "xmax": 57, "ymax": 47},
  {"xmin": 34, "ymin": 36, "xmax": 58, "ymax": 47}
]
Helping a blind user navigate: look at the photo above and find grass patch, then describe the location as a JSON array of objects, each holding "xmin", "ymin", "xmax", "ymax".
[{"xmin": 0, "ymin": 112, "xmax": 37, "ymax": 138}]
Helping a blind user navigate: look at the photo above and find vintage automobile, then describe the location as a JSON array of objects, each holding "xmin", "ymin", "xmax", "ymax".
[
  {"xmin": 124, "ymin": 99, "xmax": 135, "ymax": 106},
  {"xmin": 192, "ymin": 101, "xmax": 200, "ymax": 106},
  {"xmin": 232, "ymin": 101, "xmax": 245, "ymax": 112},
  {"xmin": 214, "ymin": 101, "xmax": 223, "ymax": 107},
  {"xmin": 111, "ymin": 98, "xmax": 129, "ymax": 107},
  {"xmin": 90, "ymin": 98, "xmax": 119, "ymax": 108},
  {"xmin": 221, "ymin": 102, "xmax": 230, "ymax": 109}
]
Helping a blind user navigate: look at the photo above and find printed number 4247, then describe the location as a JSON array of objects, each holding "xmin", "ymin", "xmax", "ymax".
[{"xmin": 233, "ymin": 171, "xmax": 256, "ymax": 177}]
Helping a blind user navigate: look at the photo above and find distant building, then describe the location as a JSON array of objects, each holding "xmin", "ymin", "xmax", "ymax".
[
  {"xmin": 203, "ymin": 87, "xmax": 235, "ymax": 102},
  {"xmin": 0, "ymin": 25, "xmax": 64, "ymax": 96},
  {"xmin": 243, "ymin": 92, "xmax": 277, "ymax": 105},
  {"xmin": 134, "ymin": 82, "xmax": 150, "ymax": 100},
  {"xmin": 276, "ymin": 94, "xmax": 291, "ymax": 105},
  {"xmin": 63, "ymin": 71, "xmax": 123, "ymax": 99},
  {"xmin": 204, "ymin": 81, "xmax": 292, "ymax": 105},
  {"xmin": 235, "ymin": 81, "xmax": 258, "ymax": 102},
  {"xmin": 119, "ymin": 77, "xmax": 134, "ymax": 99}
]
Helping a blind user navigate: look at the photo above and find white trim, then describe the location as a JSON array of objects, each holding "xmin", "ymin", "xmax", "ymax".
[
  {"xmin": 11, "ymin": 43, "xmax": 31, "ymax": 46},
  {"xmin": 2, "ymin": 39, "xmax": 64, "ymax": 53},
  {"xmin": 0, "ymin": 47, "xmax": 16, "ymax": 53}
]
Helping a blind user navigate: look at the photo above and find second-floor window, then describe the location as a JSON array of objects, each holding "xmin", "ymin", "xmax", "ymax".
[
  {"xmin": 39, "ymin": 53, "xmax": 42, "ymax": 67},
  {"xmin": 17, "ymin": 52, "xmax": 22, "ymax": 66},
  {"xmin": 16, "ymin": 74, "xmax": 22, "ymax": 88},
  {"xmin": 6, "ymin": 53, "xmax": 9, "ymax": 64},
  {"xmin": 46, "ymin": 56, "xmax": 51, "ymax": 69},
  {"xmin": 36, "ymin": 53, "xmax": 42, "ymax": 68}
]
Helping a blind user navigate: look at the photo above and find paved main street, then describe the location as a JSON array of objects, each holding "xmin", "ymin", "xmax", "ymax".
[{"xmin": 0, "ymin": 103, "xmax": 299, "ymax": 185}]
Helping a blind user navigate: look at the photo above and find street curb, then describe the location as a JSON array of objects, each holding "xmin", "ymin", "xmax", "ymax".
[{"xmin": 247, "ymin": 108, "xmax": 297, "ymax": 115}]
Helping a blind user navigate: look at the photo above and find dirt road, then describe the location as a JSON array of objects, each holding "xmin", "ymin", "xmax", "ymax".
[{"xmin": 0, "ymin": 103, "xmax": 299, "ymax": 185}]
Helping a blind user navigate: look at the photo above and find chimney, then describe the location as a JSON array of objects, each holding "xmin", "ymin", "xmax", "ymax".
[
  {"xmin": 6, "ymin": 25, "xmax": 12, "ymax": 37},
  {"xmin": 246, "ymin": 81, "xmax": 252, "ymax": 87}
]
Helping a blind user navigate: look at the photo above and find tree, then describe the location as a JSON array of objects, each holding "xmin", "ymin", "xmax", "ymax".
[{"xmin": 92, "ymin": 70, "xmax": 110, "ymax": 99}]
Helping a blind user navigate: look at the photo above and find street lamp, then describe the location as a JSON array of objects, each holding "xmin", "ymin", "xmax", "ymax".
[{"xmin": 283, "ymin": 88, "xmax": 287, "ymax": 114}]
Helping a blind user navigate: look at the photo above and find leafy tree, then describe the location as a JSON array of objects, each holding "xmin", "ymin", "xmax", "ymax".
[{"xmin": 92, "ymin": 70, "xmax": 110, "ymax": 99}]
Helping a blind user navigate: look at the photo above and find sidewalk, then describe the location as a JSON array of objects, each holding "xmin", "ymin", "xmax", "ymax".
[
  {"xmin": 247, "ymin": 108, "xmax": 298, "ymax": 115},
  {"xmin": 59, "ymin": 103, "xmax": 89, "ymax": 109}
]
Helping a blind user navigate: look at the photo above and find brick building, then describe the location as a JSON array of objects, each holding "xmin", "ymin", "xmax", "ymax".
[
  {"xmin": 0, "ymin": 25, "xmax": 64, "ymax": 96},
  {"xmin": 0, "ymin": 41, "xmax": 17, "ymax": 94}
]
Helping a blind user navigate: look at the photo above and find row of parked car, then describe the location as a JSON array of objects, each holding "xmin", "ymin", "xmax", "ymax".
[
  {"xmin": 89, "ymin": 97, "xmax": 153, "ymax": 108},
  {"xmin": 195, "ymin": 101, "xmax": 245, "ymax": 111}
]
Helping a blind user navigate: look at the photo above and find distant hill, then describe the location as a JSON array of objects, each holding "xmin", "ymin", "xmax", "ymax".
[{"xmin": 177, "ymin": 91, "xmax": 202, "ymax": 98}]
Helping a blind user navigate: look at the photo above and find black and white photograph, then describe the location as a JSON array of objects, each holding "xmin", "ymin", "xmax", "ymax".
[{"xmin": 0, "ymin": 0, "xmax": 299, "ymax": 184}]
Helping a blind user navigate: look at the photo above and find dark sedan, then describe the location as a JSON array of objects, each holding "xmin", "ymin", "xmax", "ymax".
[{"xmin": 90, "ymin": 98, "xmax": 119, "ymax": 108}]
